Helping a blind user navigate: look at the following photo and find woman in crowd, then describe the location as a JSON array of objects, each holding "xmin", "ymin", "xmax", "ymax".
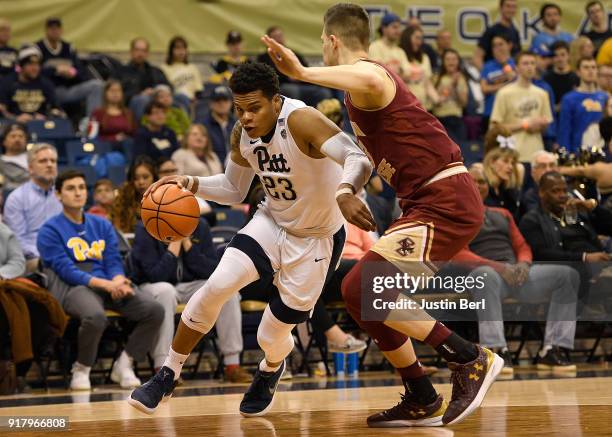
[
  {"xmin": 171, "ymin": 124, "xmax": 223, "ymax": 177},
  {"xmin": 90, "ymin": 80, "xmax": 137, "ymax": 145},
  {"xmin": 161, "ymin": 36, "xmax": 203, "ymax": 112},
  {"xmin": 0, "ymin": 123, "xmax": 29, "ymax": 191},
  {"xmin": 111, "ymin": 156, "xmax": 157, "ymax": 234},
  {"xmin": 569, "ymin": 36, "xmax": 595, "ymax": 71},
  {"xmin": 142, "ymin": 85, "xmax": 190, "ymax": 142},
  {"xmin": 399, "ymin": 25, "xmax": 439, "ymax": 110},
  {"xmin": 482, "ymin": 131, "xmax": 524, "ymax": 221},
  {"xmin": 433, "ymin": 49, "xmax": 469, "ymax": 144}
]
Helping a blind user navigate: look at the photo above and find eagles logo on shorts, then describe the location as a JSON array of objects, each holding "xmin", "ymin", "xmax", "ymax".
[{"xmin": 396, "ymin": 237, "xmax": 415, "ymax": 257}]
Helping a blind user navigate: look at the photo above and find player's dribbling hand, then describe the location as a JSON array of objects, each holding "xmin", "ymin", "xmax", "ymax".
[
  {"xmin": 337, "ymin": 193, "xmax": 377, "ymax": 232},
  {"xmin": 261, "ymin": 35, "xmax": 305, "ymax": 80},
  {"xmin": 143, "ymin": 175, "xmax": 189, "ymax": 199}
]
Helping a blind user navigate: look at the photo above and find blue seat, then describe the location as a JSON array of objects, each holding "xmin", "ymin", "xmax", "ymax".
[
  {"xmin": 27, "ymin": 118, "xmax": 74, "ymax": 140},
  {"xmin": 107, "ymin": 165, "xmax": 126, "ymax": 187},
  {"xmin": 210, "ymin": 226, "xmax": 239, "ymax": 247},
  {"xmin": 65, "ymin": 140, "xmax": 112, "ymax": 166},
  {"xmin": 214, "ymin": 209, "xmax": 246, "ymax": 228}
]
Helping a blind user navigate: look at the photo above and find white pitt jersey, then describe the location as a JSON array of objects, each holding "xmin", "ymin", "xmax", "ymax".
[{"xmin": 240, "ymin": 97, "xmax": 344, "ymax": 237}]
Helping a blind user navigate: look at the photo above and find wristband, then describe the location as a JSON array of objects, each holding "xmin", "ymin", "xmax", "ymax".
[
  {"xmin": 335, "ymin": 187, "xmax": 354, "ymax": 199},
  {"xmin": 185, "ymin": 176, "xmax": 195, "ymax": 192}
]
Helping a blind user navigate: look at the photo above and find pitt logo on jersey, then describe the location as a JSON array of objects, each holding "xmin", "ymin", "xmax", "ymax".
[
  {"xmin": 67, "ymin": 237, "xmax": 106, "ymax": 262},
  {"xmin": 253, "ymin": 146, "xmax": 291, "ymax": 173},
  {"xmin": 581, "ymin": 98, "xmax": 603, "ymax": 112}
]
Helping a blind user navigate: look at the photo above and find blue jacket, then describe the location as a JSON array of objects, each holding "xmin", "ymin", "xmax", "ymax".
[
  {"xmin": 37, "ymin": 212, "xmax": 125, "ymax": 287},
  {"xmin": 558, "ymin": 90, "xmax": 608, "ymax": 152},
  {"xmin": 130, "ymin": 218, "xmax": 218, "ymax": 284},
  {"xmin": 202, "ymin": 112, "xmax": 236, "ymax": 167}
]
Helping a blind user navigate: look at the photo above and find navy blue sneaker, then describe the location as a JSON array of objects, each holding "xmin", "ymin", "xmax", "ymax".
[
  {"xmin": 239, "ymin": 360, "xmax": 285, "ymax": 417},
  {"xmin": 128, "ymin": 366, "xmax": 177, "ymax": 414}
]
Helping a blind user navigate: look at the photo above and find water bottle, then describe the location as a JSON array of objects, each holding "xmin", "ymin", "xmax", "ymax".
[
  {"xmin": 564, "ymin": 202, "xmax": 578, "ymax": 225},
  {"xmin": 347, "ymin": 352, "xmax": 359, "ymax": 378},
  {"xmin": 333, "ymin": 352, "xmax": 345, "ymax": 377}
]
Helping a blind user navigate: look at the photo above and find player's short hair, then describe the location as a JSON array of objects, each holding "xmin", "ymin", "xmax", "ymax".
[
  {"xmin": 577, "ymin": 56, "xmax": 596, "ymax": 70},
  {"xmin": 550, "ymin": 40, "xmax": 570, "ymax": 54},
  {"xmin": 229, "ymin": 62, "xmax": 280, "ymax": 99},
  {"xmin": 323, "ymin": 3, "xmax": 370, "ymax": 51},
  {"xmin": 540, "ymin": 3, "xmax": 561, "ymax": 19},
  {"xmin": 516, "ymin": 50, "xmax": 536, "ymax": 64},
  {"xmin": 55, "ymin": 169, "xmax": 86, "ymax": 193}
]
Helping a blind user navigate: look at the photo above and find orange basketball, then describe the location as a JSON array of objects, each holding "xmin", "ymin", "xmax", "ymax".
[{"xmin": 141, "ymin": 184, "xmax": 200, "ymax": 242}]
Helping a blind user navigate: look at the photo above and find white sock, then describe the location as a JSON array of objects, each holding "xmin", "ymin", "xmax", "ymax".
[
  {"xmin": 73, "ymin": 362, "xmax": 91, "ymax": 374},
  {"xmin": 259, "ymin": 358, "xmax": 281, "ymax": 373},
  {"xmin": 116, "ymin": 350, "xmax": 132, "ymax": 369},
  {"xmin": 539, "ymin": 345, "xmax": 553, "ymax": 357},
  {"xmin": 163, "ymin": 348, "xmax": 189, "ymax": 380}
]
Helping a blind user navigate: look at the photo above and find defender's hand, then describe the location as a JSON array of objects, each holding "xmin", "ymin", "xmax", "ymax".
[
  {"xmin": 261, "ymin": 35, "xmax": 305, "ymax": 81},
  {"xmin": 143, "ymin": 175, "xmax": 190, "ymax": 199},
  {"xmin": 337, "ymin": 194, "xmax": 377, "ymax": 232}
]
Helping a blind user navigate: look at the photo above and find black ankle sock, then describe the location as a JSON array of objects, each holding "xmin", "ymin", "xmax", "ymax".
[
  {"xmin": 434, "ymin": 333, "xmax": 479, "ymax": 364},
  {"xmin": 403, "ymin": 376, "xmax": 437, "ymax": 405}
]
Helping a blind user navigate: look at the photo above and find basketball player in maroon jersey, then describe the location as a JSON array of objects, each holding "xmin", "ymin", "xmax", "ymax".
[{"xmin": 263, "ymin": 3, "xmax": 503, "ymax": 427}]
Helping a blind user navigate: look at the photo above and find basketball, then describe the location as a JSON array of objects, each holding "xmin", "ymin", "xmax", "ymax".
[{"xmin": 141, "ymin": 184, "xmax": 200, "ymax": 242}]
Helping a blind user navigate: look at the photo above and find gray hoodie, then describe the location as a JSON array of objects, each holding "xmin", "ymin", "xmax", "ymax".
[{"xmin": 0, "ymin": 222, "xmax": 25, "ymax": 279}]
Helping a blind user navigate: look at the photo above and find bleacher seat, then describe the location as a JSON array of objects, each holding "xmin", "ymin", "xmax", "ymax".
[
  {"xmin": 210, "ymin": 226, "xmax": 239, "ymax": 246},
  {"xmin": 27, "ymin": 118, "xmax": 74, "ymax": 140},
  {"xmin": 214, "ymin": 209, "xmax": 246, "ymax": 228},
  {"xmin": 108, "ymin": 165, "xmax": 127, "ymax": 187},
  {"xmin": 65, "ymin": 140, "xmax": 112, "ymax": 166}
]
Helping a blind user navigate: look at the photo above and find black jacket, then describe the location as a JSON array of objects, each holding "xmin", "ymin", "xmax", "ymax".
[
  {"xmin": 519, "ymin": 205, "xmax": 612, "ymax": 262},
  {"xmin": 114, "ymin": 61, "xmax": 169, "ymax": 103},
  {"xmin": 130, "ymin": 218, "xmax": 218, "ymax": 285}
]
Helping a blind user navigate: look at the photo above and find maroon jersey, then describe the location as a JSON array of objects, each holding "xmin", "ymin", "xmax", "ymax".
[{"xmin": 344, "ymin": 60, "xmax": 463, "ymax": 203}]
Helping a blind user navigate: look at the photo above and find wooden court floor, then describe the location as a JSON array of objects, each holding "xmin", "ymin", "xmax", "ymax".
[{"xmin": 1, "ymin": 367, "xmax": 612, "ymax": 436}]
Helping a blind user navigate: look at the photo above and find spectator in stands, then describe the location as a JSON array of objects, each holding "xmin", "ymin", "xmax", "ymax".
[
  {"xmin": 569, "ymin": 37, "xmax": 596, "ymax": 71},
  {"xmin": 116, "ymin": 37, "xmax": 170, "ymax": 121},
  {"xmin": 0, "ymin": 123, "xmax": 29, "ymax": 191},
  {"xmin": 201, "ymin": 85, "xmax": 235, "ymax": 166},
  {"xmin": 161, "ymin": 36, "xmax": 202, "ymax": 109},
  {"xmin": 598, "ymin": 63, "xmax": 612, "ymax": 94},
  {"xmin": 134, "ymin": 101, "xmax": 179, "ymax": 162},
  {"xmin": 111, "ymin": 156, "xmax": 157, "ymax": 234},
  {"xmin": 142, "ymin": 85, "xmax": 190, "ymax": 141},
  {"xmin": 0, "ymin": 45, "xmax": 60, "ymax": 123},
  {"xmin": 0, "ymin": 18, "xmax": 16, "ymax": 78},
  {"xmin": 87, "ymin": 179, "xmax": 115, "ymax": 219},
  {"xmin": 36, "ymin": 18, "xmax": 103, "ymax": 116},
  {"xmin": 432, "ymin": 49, "xmax": 469, "ymax": 144},
  {"xmin": 433, "ymin": 29, "xmax": 453, "ymax": 72},
  {"xmin": 257, "ymin": 26, "xmax": 331, "ymax": 106},
  {"xmin": 596, "ymin": 38, "xmax": 612, "ymax": 66},
  {"xmin": 38, "ymin": 170, "xmax": 164, "ymax": 390},
  {"xmin": 130, "ymin": 216, "xmax": 250, "ymax": 381},
  {"xmin": 399, "ymin": 26, "xmax": 439, "ymax": 110},
  {"xmin": 406, "ymin": 17, "xmax": 439, "ymax": 73},
  {"xmin": 172, "ymin": 124, "xmax": 223, "ymax": 177},
  {"xmin": 475, "ymin": 0, "xmax": 520, "ymax": 70},
  {"xmin": 156, "ymin": 156, "xmax": 179, "ymax": 178},
  {"xmin": 3, "ymin": 143, "xmax": 62, "ymax": 272},
  {"xmin": 530, "ymin": 3, "xmax": 574, "ymax": 56},
  {"xmin": 580, "ymin": 91, "xmax": 612, "ymax": 150},
  {"xmin": 519, "ymin": 171, "xmax": 612, "ymax": 316},
  {"xmin": 212, "ymin": 31, "xmax": 250, "ymax": 83},
  {"xmin": 480, "ymin": 34, "xmax": 517, "ymax": 133},
  {"xmin": 581, "ymin": 1, "xmax": 612, "ymax": 55},
  {"xmin": 0, "ymin": 221, "xmax": 24, "ymax": 280},
  {"xmin": 368, "ymin": 13, "xmax": 411, "ymax": 83},
  {"xmin": 521, "ymin": 151, "xmax": 559, "ymax": 212},
  {"xmin": 490, "ymin": 51, "xmax": 553, "ymax": 161},
  {"xmin": 456, "ymin": 165, "xmax": 578, "ymax": 374},
  {"xmin": 482, "ymin": 144, "xmax": 523, "ymax": 220},
  {"xmin": 558, "ymin": 57, "xmax": 608, "ymax": 153},
  {"xmin": 90, "ymin": 79, "xmax": 136, "ymax": 146},
  {"xmin": 544, "ymin": 41, "xmax": 580, "ymax": 113}
]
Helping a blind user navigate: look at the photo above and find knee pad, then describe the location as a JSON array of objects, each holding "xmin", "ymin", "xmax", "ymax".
[{"xmin": 257, "ymin": 307, "xmax": 295, "ymax": 363}]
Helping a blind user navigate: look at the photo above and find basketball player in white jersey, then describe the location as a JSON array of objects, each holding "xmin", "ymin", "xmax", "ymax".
[{"xmin": 128, "ymin": 62, "xmax": 375, "ymax": 416}]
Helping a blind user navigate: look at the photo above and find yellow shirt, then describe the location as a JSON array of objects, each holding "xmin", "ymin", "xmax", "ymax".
[
  {"xmin": 597, "ymin": 37, "xmax": 612, "ymax": 66},
  {"xmin": 406, "ymin": 56, "xmax": 433, "ymax": 110},
  {"xmin": 432, "ymin": 75, "xmax": 468, "ymax": 118},
  {"xmin": 490, "ymin": 82, "xmax": 553, "ymax": 161},
  {"xmin": 160, "ymin": 63, "xmax": 203, "ymax": 100},
  {"xmin": 368, "ymin": 39, "xmax": 411, "ymax": 77}
]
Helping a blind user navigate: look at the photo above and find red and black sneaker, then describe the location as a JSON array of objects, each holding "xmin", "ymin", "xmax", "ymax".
[
  {"xmin": 442, "ymin": 346, "xmax": 503, "ymax": 425},
  {"xmin": 367, "ymin": 392, "xmax": 447, "ymax": 427}
]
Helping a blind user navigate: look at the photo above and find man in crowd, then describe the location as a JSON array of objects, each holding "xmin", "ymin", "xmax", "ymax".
[
  {"xmin": 2, "ymin": 143, "xmax": 62, "ymax": 272},
  {"xmin": 0, "ymin": 45, "xmax": 59, "ymax": 122},
  {"xmin": 201, "ymin": 85, "xmax": 235, "ymax": 166},
  {"xmin": 368, "ymin": 13, "xmax": 411, "ymax": 82},
  {"xmin": 490, "ymin": 51, "xmax": 552, "ymax": 161},
  {"xmin": 0, "ymin": 123, "xmax": 29, "ymax": 191},
  {"xmin": 544, "ymin": 41, "xmax": 580, "ymax": 114},
  {"xmin": 456, "ymin": 165, "xmax": 578, "ymax": 374},
  {"xmin": 212, "ymin": 31, "xmax": 250, "ymax": 82},
  {"xmin": 521, "ymin": 151, "xmax": 559, "ymax": 213},
  {"xmin": 134, "ymin": 101, "xmax": 179, "ymax": 162},
  {"xmin": 558, "ymin": 57, "xmax": 608, "ymax": 152},
  {"xmin": 581, "ymin": 1, "xmax": 612, "ymax": 55},
  {"xmin": 36, "ymin": 17, "xmax": 103, "ymax": 116},
  {"xmin": 475, "ymin": 0, "xmax": 521, "ymax": 70},
  {"xmin": 530, "ymin": 3, "xmax": 574, "ymax": 57},
  {"xmin": 37, "ymin": 170, "xmax": 164, "ymax": 390},
  {"xmin": 0, "ymin": 18, "xmax": 16, "ymax": 78},
  {"xmin": 116, "ymin": 37, "xmax": 170, "ymax": 120}
]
